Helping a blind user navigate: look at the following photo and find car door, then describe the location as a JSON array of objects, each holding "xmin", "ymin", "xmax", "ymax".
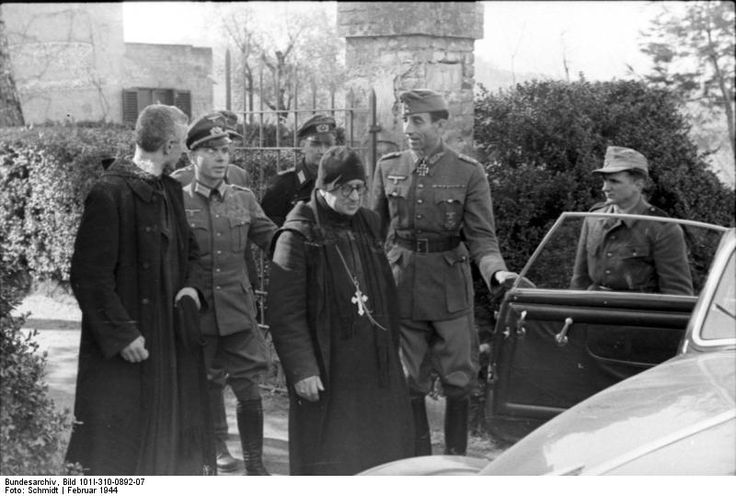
[{"xmin": 488, "ymin": 213, "xmax": 727, "ymax": 438}]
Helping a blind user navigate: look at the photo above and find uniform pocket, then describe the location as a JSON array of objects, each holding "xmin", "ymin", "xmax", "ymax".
[
  {"xmin": 229, "ymin": 217, "xmax": 249, "ymax": 252},
  {"xmin": 435, "ymin": 189, "xmax": 465, "ymax": 231},
  {"xmin": 387, "ymin": 183, "xmax": 410, "ymax": 221}
]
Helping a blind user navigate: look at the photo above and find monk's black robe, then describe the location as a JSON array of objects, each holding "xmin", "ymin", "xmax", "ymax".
[{"xmin": 268, "ymin": 191, "xmax": 414, "ymax": 475}]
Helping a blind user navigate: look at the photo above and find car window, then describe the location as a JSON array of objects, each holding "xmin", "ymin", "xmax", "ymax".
[
  {"xmin": 699, "ymin": 250, "xmax": 736, "ymax": 341},
  {"xmin": 518, "ymin": 213, "xmax": 726, "ymax": 296}
]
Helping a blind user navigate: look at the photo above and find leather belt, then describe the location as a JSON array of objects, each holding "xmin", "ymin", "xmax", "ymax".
[{"xmin": 394, "ymin": 236, "xmax": 461, "ymax": 253}]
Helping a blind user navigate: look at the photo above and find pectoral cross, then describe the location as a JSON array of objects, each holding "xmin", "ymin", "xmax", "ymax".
[{"xmin": 351, "ymin": 288, "xmax": 369, "ymax": 316}]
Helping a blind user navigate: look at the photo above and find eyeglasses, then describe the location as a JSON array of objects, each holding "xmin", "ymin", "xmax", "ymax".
[{"xmin": 331, "ymin": 183, "xmax": 367, "ymax": 198}]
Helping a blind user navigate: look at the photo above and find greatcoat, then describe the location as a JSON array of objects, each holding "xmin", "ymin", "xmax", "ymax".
[{"xmin": 66, "ymin": 159, "xmax": 211, "ymax": 475}]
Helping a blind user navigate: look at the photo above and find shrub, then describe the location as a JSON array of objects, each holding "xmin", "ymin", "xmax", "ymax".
[
  {"xmin": 474, "ymin": 79, "xmax": 736, "ymax": 272},
  {"xmin": 0, "ymin": 267, "xmax": 78, "ymax": 474},
  {"xmin": 0, "ymin": 125, "xmax": 134, "ymax": 283}
]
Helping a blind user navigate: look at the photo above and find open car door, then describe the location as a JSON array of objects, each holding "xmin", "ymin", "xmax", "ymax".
[{"xmin": 488, "ymin": 212, "xmax": 728, "ymax": 440}]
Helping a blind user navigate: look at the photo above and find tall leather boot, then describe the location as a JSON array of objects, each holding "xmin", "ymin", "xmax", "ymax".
[
  {"xmin": 444, "ymin": 396, "xmax": 470, "ymax": 455},
  {"xmin": 236, "ymin": 399, "xmax": 270, "ymax": 475},
  {"xmin": 410, "ymin": 394, "xmax": 432, "ymax": 456},
  {"xmin": 211, "ymin": 387, "xmax": 239, "ymax": 472}
]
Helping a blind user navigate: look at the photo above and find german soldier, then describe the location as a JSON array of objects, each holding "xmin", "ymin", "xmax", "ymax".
[
  {"xmin": 571, "ymin": 146, "xmax": 693, "ymax": 295},
  {"xmin": 182, "ymin": 114, "xmax": 277, "ymax": 475},
  {"xmin": 371, "ymin": 89, "xmax": 517, "ymax": 456},
  {"xmin": 261, "ymin": 114, "xmax": 337, "ymax": 226}
]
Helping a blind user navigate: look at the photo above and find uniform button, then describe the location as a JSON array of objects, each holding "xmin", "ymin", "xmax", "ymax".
[
  {"xmin": 417, "ymin": 199, "xmax": 423, "ymax": 204},
  {"xmin": 606, "ymin": 252, "xmax": 612, "ymax": 257},
  {"xmin": 141, "ymin": 298, "xmax": 150, "ymax": 305},
  {"xmin": 215, "ymin": 214, "xmax": 220, "ymax": 218},
  {"xmin": 416, "ymin": 214, "xmax": 423, "ymax": 219},
  {"xmin": 605, "ymin": 270, "xmax": 611, "ymax": 275},
  {"xmin": 142, "ymin": 262, "xmax": 150, "ymax": 269},
  {"xmin": 417, "ymin": 183, "xmax": 424, "ymax": 189},
  {"xmin": 215, "ymin": 286, "xmax": 221, "ymax": 290},
  {"xmin": 216, "ymin": 268, "xmax": 221, "ymax": 272},
  {"xmin": 217, "ymin": 232, "xmax": 222, "ymax": 237},
  {"xmin": 144, "ymin": 226, "xmax": 152, "ymax": 232},
  {"xmin": 217, "ymin": 250, "xmax": 222, "ymax": 255}
]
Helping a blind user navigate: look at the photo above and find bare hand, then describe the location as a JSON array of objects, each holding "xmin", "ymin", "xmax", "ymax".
[
  {"xmin": 175, "ymin": 287, "xmax": 201, "ymax": 310},
  {"xmin": 120, "ymin": 335, "xmax": 149, "ymax": 363},
  {"xmin": 295, "ymin": 375, "xmax": 324, "ymax": 402}
]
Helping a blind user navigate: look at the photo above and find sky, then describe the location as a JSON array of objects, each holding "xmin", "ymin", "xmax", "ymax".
[{"xmin": 122, "ymin": 1, "xmax": 663, "ymax": 82}]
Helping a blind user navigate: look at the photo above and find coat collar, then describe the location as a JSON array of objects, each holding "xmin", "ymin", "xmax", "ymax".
[
  {"xmin": 105, "ymin": 158, "xmax": 165, "ymax": 202},
  {"xmin": 409, "ymin": 141, "xmax": 446, "ymax": 174}
]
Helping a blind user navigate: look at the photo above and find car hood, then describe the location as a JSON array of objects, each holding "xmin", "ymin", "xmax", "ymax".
[
  {"xmin": 481, "ymin": 350, "xmax": 736, "ymax": 475},
  {"xmin": 359, "ymin": 455, "xmax": 488, "ymax": 475}
]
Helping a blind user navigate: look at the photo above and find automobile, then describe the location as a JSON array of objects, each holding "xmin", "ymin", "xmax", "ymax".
[{"xmin": 361, "ymin": 212, "xmax": 735, "ymax": 475}]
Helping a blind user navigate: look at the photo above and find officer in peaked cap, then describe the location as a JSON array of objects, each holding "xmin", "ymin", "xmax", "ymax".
[
  {"xmin": 571, "ymin": 145, "xmax": 693, "ymax": 295},
  {"xmin": 260, "ymin": 114, "xmax": 337, "ymax": 226},
  {"xmin": 171, "ymin": 111, "xmax": 249, "ymax": 187},
  {"xmin": 180, "ymin": 111, "xmax": 278, "ymax": 474},
  {"xmin": 371, "ymin": 88, "xmax": 519, "ymax": 457}
]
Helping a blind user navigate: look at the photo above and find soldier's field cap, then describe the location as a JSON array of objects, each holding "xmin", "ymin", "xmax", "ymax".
[
  {"xmin": 187, "ymin": 112, "xmax": 241, "ymax": 150},
  {"xmin": 593, "ymin": 146, "xmax": 649, "ymax": 176},
  {"xmin": 399, "ymin": 89, "xmax": 448, "ymax": 116},
  {"xmin": 297, "ymin": 114, "xmax": 336, "ymax": 140}
]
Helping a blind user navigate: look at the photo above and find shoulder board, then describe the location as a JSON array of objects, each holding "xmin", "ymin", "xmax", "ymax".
[
  {"xmin": 378, "ymin": 151, "xmax": 402, "ymax": 161},
  {"xmin": 589, "ymin": 202, "xmax": 609, "ymax": 212},
  {"xmin": 277, "ymin": 167, "xmax": 297, "ymax": 176},
  {"xmin": 646, "ymin": 205, "xmax": 670, "ymax": 218},
  {"xmin": 457, "ymin": 153, "xmax": 481, "ymax": 166},
  {"xmin": 230, "ymin": 184, "xmax": 253, "ymax": 193}
]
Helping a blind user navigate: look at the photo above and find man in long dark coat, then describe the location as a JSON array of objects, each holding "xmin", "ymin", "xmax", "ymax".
[
  {"xmin": 268, "ymin": 146, "xmax": 414, "ymax": 475},
  {"xmin": 66, "ymin": 104, "xmax": 214, "ymax": 475}
]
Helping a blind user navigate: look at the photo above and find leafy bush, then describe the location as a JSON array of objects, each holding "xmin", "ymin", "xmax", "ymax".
[
  {"xmin": 474, "ymin": 79, "xmax": 736, "ymax": 272},
  {"xmin": 0, "ymin": 268, "xmax": 78, "ymax": 474},
  {"xmin": 0, "ymin": 125, "xmax": 134, "ymax": 283}
]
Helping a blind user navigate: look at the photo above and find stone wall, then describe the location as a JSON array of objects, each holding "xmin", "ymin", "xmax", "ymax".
[
  {"xmin": 338, "ymin": 2, "xmax": 483, "ymax": 157},
  {"xmin": 3, "ymin": 3, "xmax": 125, "ymax": 124},
  {"xmin": 124, "ymin": 43, "xmax": 213, "ymax": 119}
]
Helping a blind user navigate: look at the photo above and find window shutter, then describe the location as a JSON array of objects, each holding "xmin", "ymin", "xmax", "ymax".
[
  {"xmin": 174, "ymin": 91, "xmax": 192, "ymax": 118},
  {"xmin": 122, "ymin": 90, "xmax": 138, "ymax": 125}
]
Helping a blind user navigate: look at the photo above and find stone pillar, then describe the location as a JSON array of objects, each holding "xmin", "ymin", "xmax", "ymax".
[{"xmin": 338, "ymin": 2, "xmax": 483, "ymax": 157}]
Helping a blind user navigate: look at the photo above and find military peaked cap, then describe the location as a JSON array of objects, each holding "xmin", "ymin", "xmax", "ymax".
[
  {"xmin": 297, "ymin": 114, "xmax": 336, "ymax": 140},
  {"xmin": 187, "ymin": 112, "xmax": 242, "ymax": 150}
]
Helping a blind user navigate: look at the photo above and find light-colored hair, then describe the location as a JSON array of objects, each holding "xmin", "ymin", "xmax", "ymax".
[{"xmin": 135, "ymin": 104, "xmax": 188, "ymax": 153}]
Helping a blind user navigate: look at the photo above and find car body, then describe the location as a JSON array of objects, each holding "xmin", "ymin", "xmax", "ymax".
[{"xmin": 362, "ymin": 213, "xmax": 735, "ymax": 475}]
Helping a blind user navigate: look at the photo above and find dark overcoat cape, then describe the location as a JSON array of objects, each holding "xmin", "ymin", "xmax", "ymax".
[
  {"xmin": 267, "ymin": 196, "xmax": 413, "ymax": 474},
  {"xmin": 66, "ymin": 160, "xmax": 211, "ymax": 474}
]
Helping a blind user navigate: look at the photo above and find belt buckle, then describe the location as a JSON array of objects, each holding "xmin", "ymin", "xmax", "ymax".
[{"xmin": 416, "ymin": 238, "xmax": 429, "ymax": 253}]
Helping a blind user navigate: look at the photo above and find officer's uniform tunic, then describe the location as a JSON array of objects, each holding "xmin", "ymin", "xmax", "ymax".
[
  {"xmin": 183, "ymin": 181, "xmax": 277, "ymax": 399},
  {"xmin": 372, "ymin": 143, "xmax": 507, "ymax": 396},
  {"xmin": 261, "ymin": 161, "xmax": 316, "ymax": 227},
  {"xmin": 571, "ymin": 198, "xmax": 693, "ymax": 295}
]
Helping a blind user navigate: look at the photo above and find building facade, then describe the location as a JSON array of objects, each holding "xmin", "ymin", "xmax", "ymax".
[{"xmin": 2, "ymin": 3, "xmax": 212, "ymax": 125}]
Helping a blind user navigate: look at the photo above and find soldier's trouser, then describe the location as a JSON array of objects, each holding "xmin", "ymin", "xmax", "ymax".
[
  {"xmin": 208, "ymin": 368, "xmax": 229, "ymax": 443},
  {"xmin": 399, "ymin": 314, "xmax": 479, "ymax": 399},
  {"xmin": 203, "ymin": 330, "xmax": 270, "ymax": 401}
]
